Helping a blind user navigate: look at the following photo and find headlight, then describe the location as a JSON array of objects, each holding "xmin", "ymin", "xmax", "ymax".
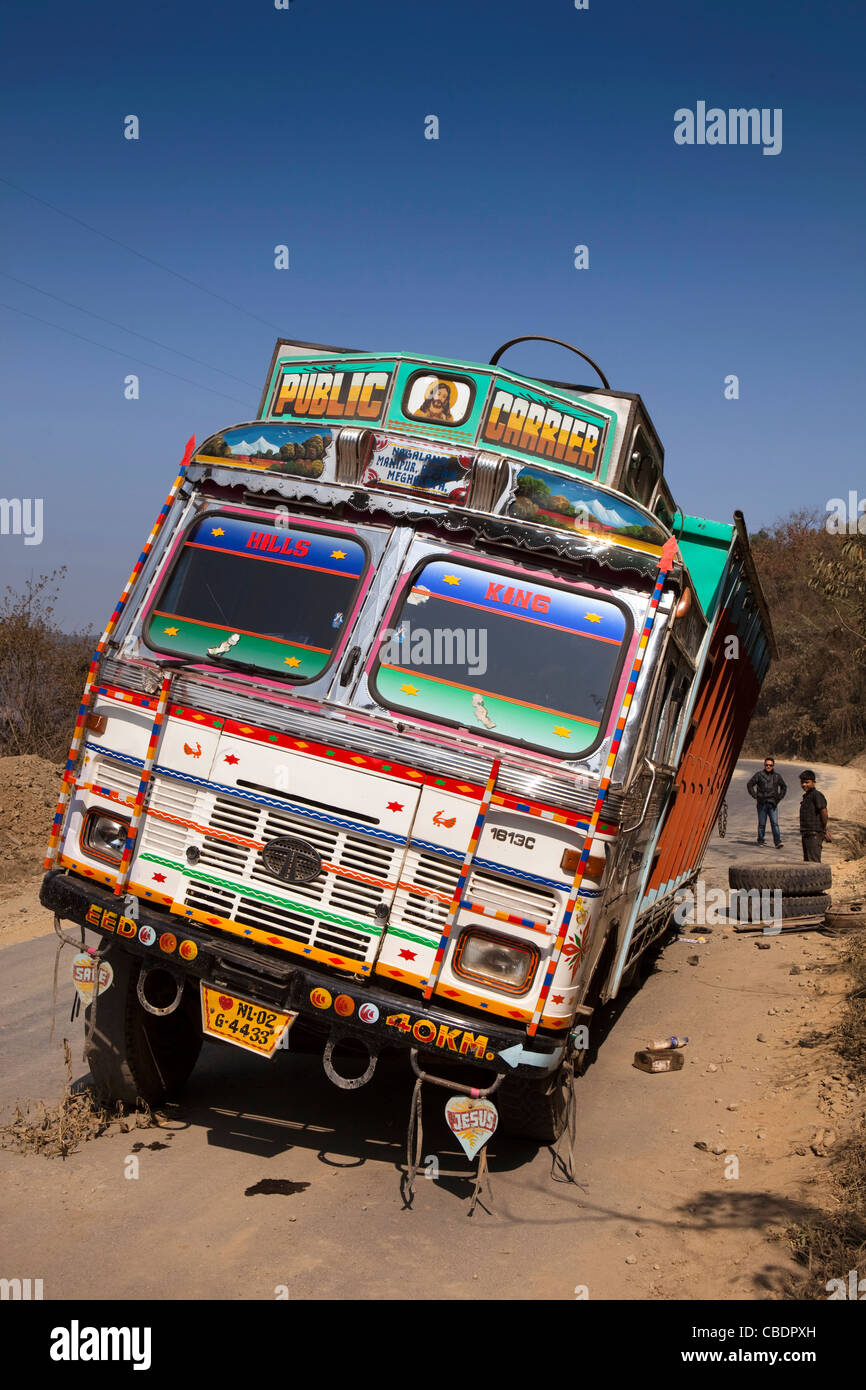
[
  {"xmin": 82, "ymin": 811, "xmax": 130, "ymax": 864},
  {"xmin": 453, "ymin": 930, "xmax": 538, "ymax": 995}
]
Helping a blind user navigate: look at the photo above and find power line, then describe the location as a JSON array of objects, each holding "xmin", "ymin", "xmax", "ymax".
[
  {"xmin": 0, "ymin": 270, "xmax": 259, "ymax": 389},
  {"xmin": 0, "ymin": 300, "xmax": 252, "ymax": 410},
  {"xmin": 0, "ymin": 174, "xmax": 282, "ymax": 332}
]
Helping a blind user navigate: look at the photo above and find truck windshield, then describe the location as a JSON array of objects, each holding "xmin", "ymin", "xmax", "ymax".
[
  {"xmin": 372, "ymin": 558, "xmax": 631, "ymax": 756},
  {"xmin": 144, "ymin": 514, "xmax": 366, "ymax": 679}
]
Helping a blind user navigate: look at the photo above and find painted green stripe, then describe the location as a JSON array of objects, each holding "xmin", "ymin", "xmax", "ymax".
[
  {"xmin": 382, "ymin": 924, "xmax": 437, "ymax": 950},
  {"xmin": 140, "ymin": 853, "xmax": 382, "ymax": 938}
]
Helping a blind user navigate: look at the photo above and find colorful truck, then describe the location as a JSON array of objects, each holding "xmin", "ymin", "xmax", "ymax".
[{"xmin": 41, "ymin": 336, "xmax": 775, "ymax": 1140}]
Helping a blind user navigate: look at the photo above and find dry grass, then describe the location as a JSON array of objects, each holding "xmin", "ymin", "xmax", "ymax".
[
  {"xmin": 786, "ymin": 932, "xmax": 866, "ymax": 1297},
  {"xmin": 837, "ymin": 934, "xmax": 866, "ymax": 1087},
  {"xmin": 0, "ymin": 1040, "xmax": 155, "ymax": 1160}
]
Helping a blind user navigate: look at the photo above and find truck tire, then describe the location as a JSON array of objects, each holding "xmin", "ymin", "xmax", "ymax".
[
  {"xmin": 496, "ymin": 1065, "xmax": 572, "ymax": 1143},
  {"xmin": 84, "ymin": 945, "xmax": 202, "ymax": 1107},
  {"xmin": 779, "ymin": 894, "xmax": 833, "ymax": 918},
  {"xmin": 728, "ymin": 864, "xmax": 831, "ymax": 893},
  {"xmin": 729, "ymin": 892, "xmax": 831, "ymax": 922}
]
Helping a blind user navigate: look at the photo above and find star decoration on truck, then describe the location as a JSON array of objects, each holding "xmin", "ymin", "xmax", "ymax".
[
  {"xmin": 330, "ymin": 549, "xmax": 346, "ymax": 559},
  {"xmin": 224, "ymin": 754, "xmax": 239, "ymax": 765},
  {"xmin": 400, "ymin": 683, "xmax": 418, "ymax": 695},
  {"xmin": 553, "ymin": 726, "xmax": 571, "ymax": 738},
  {"xmin": 386, "ymin": 801, "xmax": 404, "ymax": 812},
  {"xmin": 284, "ymin": 657, "xmax": 301, "ymax": 667},
  {"xmin": 442, "ymin": 574, "xmax": 460, "ymax": 585},
  {"xmin": 164, "ymin": 626, "xmax": 179, "ymax": 636},
  {"xmin": 584, "ymin": 612, "xmax": 601, "ymax": 622},
  {"xmin": 211, "ymin": 527, "xmax": 225, "ymax": 537}
]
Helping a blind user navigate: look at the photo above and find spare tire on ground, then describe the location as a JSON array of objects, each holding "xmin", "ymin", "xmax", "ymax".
[
  {"xmin": 728, "ymin": 891, "xmax": 831, "ymax": 922},
  {"xmin": 728, "ymin": 863, "xmax": 831, "ymax": 893},
  {"xmin": 823, "ymin": 904, "xmax": 866, "ymax": 934}
]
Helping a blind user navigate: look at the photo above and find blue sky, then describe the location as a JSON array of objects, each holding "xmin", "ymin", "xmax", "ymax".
[{"xmin": 1, "ymin": 0, "xmax": 863, "ymax": 628}]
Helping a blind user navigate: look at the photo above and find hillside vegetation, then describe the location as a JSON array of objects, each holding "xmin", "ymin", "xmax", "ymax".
[{"xmin": 745, "ymin": 513, "xmax": 866, "ymax": 763}]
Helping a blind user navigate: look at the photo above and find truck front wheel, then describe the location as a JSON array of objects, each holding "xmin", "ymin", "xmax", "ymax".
[{"xmin": 84, "ymin": 945, "xmax": 202, "ymax": 1107}]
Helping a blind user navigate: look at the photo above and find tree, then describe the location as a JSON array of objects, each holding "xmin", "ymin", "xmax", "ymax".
[
  {"xmin": 0, "ymin": 571, "xmax": 94, "ymax": 760},
  {"xmin": 745, "ymin": 511, "xmax": 866, "ymax": 761},
  {"xmin": 811, "ymin": 534, "xmax": 866, "ymax": 663},
  {"xmin": 516, "ymin": 475, "xmax": 551, "ymax": 504}
]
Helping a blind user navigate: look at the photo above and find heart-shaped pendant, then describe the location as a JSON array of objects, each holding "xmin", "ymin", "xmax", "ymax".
[
  {"xmin": 444, "ymin": 1095, "xmax": 498, "ymax": 1160},
  {"xmin": 71, "ymin": 953, "xmax": 114, "ymax": 1006}
]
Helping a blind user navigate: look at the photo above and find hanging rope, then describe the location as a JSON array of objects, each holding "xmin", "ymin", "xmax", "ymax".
[
  {"xmin": 468, "ymin": 1146, "xmax": 493, "ymax": 1217},
  {"xmin": 401, "ymin": 1075, "xmax": 425, "ymax": 1209},
  {"xmin": 549, "ymin": 1059, "xmax": 581, "ymax": 1186},
  {"xmin": 49, "ymin": 914, "xmax": 86, "ymax": 1043}
]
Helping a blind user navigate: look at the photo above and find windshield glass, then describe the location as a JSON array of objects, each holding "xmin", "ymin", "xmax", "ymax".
[
  {"xmin": 145, "ymin": 514, "xmax": 366, "ymax": 679},
  {"xmin": 372, "ymin": 558, "xmax": 630, "ymax": 756}
]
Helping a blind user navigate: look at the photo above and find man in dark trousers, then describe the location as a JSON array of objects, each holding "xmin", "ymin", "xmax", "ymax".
[
  {"xmin": 746, "ymin": 757, "xmax": 787, "ymax": 847},
  {"xmin": 799, "ymin": 770, "xmax": 831, "ymax": 861}
]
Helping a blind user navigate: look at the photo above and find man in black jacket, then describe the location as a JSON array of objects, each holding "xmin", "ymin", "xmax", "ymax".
[
  {"xmin": 746, "ymin": 757, "xmax": 787, "ymax": 847},
  {"xmin": 799, "ymin": 770, "xmax": 831, "ymax": 861}
]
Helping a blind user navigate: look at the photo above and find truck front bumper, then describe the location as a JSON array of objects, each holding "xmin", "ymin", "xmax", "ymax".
[{"xmin": 41, "ymin": 870, "xmax": 564, "ymax": 1078}]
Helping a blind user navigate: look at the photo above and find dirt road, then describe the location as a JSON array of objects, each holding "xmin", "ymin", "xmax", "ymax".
[{"xmin": 1, "ymin": 758, "xmax": 863, "ymax": 1300}]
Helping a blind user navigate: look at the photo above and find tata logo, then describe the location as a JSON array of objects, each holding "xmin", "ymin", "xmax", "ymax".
[{"xmin": 261, "ymin": 835, "xmax": 322, "ymax": 884}]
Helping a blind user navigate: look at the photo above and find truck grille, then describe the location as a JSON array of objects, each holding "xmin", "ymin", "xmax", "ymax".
[
  {"xmin": 181, "ymin": 794, "xmax": 404, "ymax": 963},
  {"xmin": 92, "ymin": 757, "xmax": 140, "ymax": 802},
  {"xmin": 391, "ymin": 849, "xmax": 560, "ymax": 936}
]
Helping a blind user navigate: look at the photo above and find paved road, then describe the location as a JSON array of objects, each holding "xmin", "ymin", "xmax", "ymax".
[{"xmin": 0, "ymin": 759, "xmax": 852, "ymax": 1301}]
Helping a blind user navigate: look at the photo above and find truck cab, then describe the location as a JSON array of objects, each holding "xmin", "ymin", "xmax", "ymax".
[{"xmin": 41, "ymin": 337, "xmax": 774, "ymax": 1140}]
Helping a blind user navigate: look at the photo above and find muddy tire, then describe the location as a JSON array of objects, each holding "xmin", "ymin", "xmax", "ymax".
[
  {"xmin": 496, "ymin": 1065, "xmax": 572, "ymax": 1143},
  {"xmin": 729, "ymin": 891, "xmax": 831, "ymax": 922},
  {"xmin": 728, "ymin": 864, "xmax": 831, "ymax": 893},
  {"xmin": 84, "ymin": 945, "xmax": 202, "ymax": 1107}
]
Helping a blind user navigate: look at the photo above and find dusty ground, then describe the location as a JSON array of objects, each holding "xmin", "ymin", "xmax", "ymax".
[
  {"xmin": 0, "ymin": 756, "xmax": 63, "ymax": 946},
  {"xmin": 0, "ymin": 754, "xmax": 864, "ymax": 1300}
]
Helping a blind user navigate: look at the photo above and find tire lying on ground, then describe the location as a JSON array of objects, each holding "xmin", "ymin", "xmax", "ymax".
[
  {"xmin": 84, "ymin": 943, "xmax": 202, "ymax": 1107},
  {"xmin": 728, "ymin": 863, "xmax": 831, "ymax": 893},
  {"xmin": 728, "ymin": 891, "xmax": 832, "ymax": 922}
]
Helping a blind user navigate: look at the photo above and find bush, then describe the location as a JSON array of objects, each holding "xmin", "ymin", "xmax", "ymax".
[
  {"xmin": 745, "ymin": 512, "xmax": 866, "ymax": 762},
  {"xmin": 0, "ymin": 571, "xmax": 95, "ymax": 761}
]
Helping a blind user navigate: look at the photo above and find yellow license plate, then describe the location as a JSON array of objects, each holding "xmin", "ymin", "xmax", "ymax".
[{"xmin": 200, "ymin": 985, "xmax": 296, "ymax": 1057}]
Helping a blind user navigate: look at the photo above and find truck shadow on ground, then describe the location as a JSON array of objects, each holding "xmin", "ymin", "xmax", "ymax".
[
  {"xmin": 103, "ymin": 951, "xmax": 669, "ymax": 1204},
  {"xmin": 150, "ymin": 1042, "xmax": 539, "ymax": 1194}
]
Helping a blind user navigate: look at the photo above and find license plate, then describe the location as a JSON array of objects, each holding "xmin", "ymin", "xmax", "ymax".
[{"xmin": 200, "ymin": 985, "xmax": 295, "ymax": 1057}]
